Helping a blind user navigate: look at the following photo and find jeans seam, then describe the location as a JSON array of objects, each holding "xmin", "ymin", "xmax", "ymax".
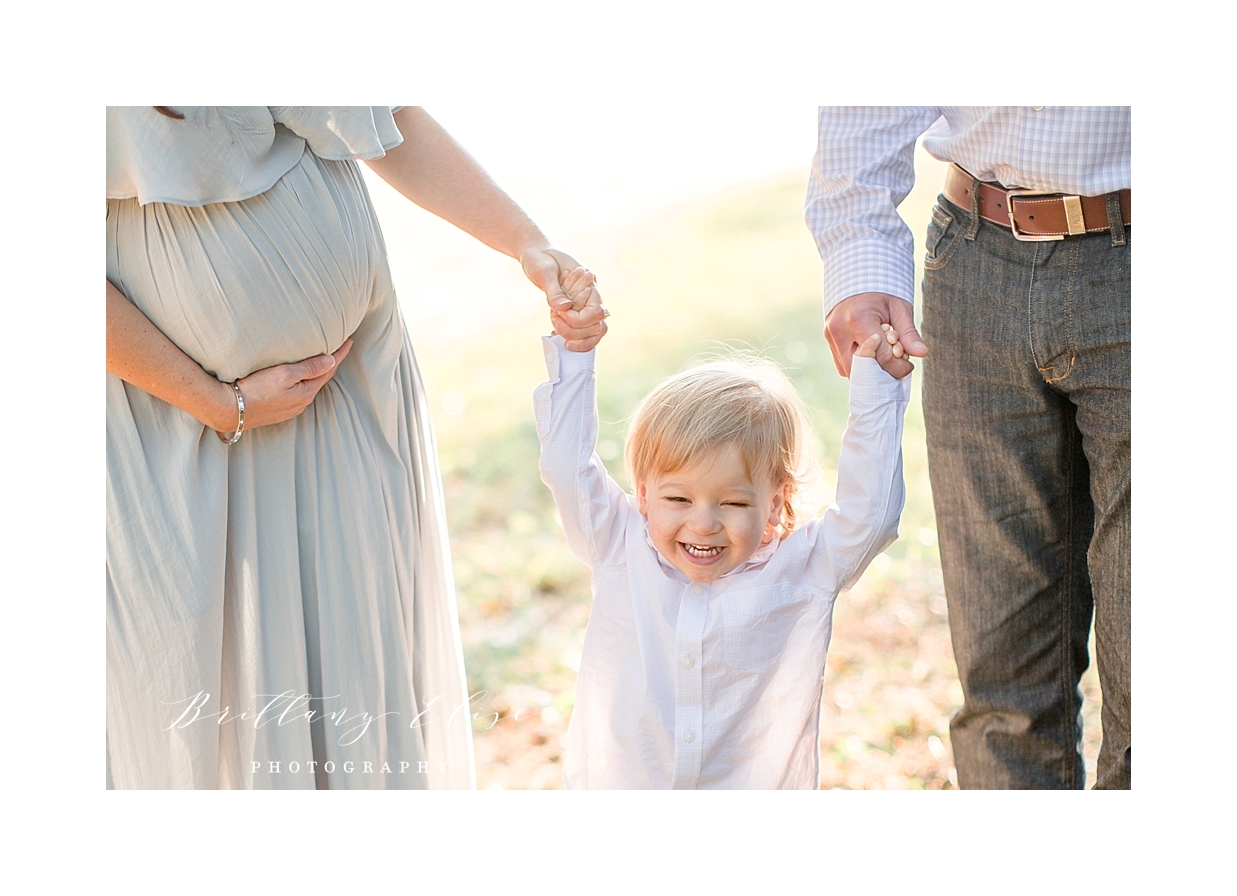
[
  {"xmin": 924, "ymin": 233, "xmax": 962, "ymax": 271},
  {"xmin": 1040, "ymin": 355, "xmax": 1075, "ymax": 383},
  {"xmin": 1038, "ymin": 242, "xmax": 1078, "ymax": 385},
  {"xmin": 1027, "ymin": 244, "xmax": 1041, "ymax": 368},
  {"xmin": 1061, "ymin": 419, "xmax": 1077, "ymax": 788}
]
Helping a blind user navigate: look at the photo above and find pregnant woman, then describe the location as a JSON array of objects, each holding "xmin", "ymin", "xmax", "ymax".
[{"xmin": 106, "ymin": 106, "xmax": 606, "ymax": 789}]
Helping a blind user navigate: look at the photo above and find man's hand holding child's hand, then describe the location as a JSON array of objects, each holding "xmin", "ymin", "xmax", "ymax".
[{"xmin": 855, "ymin": 324, "xmax": 905, "ymax": 360}]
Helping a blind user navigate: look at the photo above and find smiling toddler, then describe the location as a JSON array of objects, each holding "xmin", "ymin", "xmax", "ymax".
[{"xmin": 534, "ymin": 271, "xmax": 911, "ymax": 789}]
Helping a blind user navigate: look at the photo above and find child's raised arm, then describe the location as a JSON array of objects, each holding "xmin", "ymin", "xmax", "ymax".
[
  {"xmin": 534, "ymin": 274, "xmax": 630, "ymax": 571},
  {"xmin": 812, "ymin": 330, "xmax": 913, "ymax": 592}
]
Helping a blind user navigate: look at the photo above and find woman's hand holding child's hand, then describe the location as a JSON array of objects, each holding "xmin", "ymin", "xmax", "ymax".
[{"xmin": 554, "ymin": 265, "xmax": 608, "ymax": 352}]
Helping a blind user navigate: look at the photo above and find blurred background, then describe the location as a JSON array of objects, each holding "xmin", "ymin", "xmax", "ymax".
[{"xmin": 362, "ymin": 105, "xmax": 1103, "ymax": 790}]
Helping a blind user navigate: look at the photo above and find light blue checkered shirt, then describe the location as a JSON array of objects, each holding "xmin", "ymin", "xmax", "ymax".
[{"xmin": 806, "ymin": 106, "xmax": 1131, "ymax": 315}]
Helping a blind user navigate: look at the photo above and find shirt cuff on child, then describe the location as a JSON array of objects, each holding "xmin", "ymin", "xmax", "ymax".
[
  {"xmin": 849, "ymin": 355, "xmax": 912, "ymax": 404},
  {"xmin": 542, "ymin": 334, "xmax": 596, "ymax": 380}
]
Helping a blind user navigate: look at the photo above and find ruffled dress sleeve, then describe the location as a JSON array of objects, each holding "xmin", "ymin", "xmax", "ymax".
[{"xmin": 106, "ymin": 106, "xmax": 405, "ymax": 207}]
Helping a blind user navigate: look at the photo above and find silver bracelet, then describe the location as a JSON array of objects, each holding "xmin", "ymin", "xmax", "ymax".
[{"xmin": 217, "ymin": 382, "xmax": 245, "ymax": 445}]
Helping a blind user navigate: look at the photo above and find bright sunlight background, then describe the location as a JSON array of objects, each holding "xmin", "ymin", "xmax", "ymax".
[{"xmin": 360, "ymin": 105, "xmax": 1104, "ymax": 789}]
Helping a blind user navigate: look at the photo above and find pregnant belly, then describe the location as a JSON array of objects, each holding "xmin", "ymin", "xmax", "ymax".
[{"xmin": 107, "ymin": 151, "xmax": 381, "ymax": 383}]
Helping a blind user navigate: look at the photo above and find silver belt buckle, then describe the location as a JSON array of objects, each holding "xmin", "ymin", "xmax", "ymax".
[{"xmin": 1006, "ymin": 190, "xmax": 1071, "ymax": 241}]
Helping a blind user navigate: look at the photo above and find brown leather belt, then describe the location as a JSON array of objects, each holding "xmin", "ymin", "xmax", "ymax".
[{"xmin": 943, "ymin": 163, "xmax": 1131, "ymax": 241}]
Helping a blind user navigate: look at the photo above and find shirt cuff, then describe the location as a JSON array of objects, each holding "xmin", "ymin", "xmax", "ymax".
[
  {"xmin": 541, "ymin": 334, "xmax": 596, "ymax": 380},
  {"xmin": 848, "ymin": 356, "xmax": 912, "ymax": 404},
  {"xmin": 821, "ymin": 238, "xmax": 916, "ymax": 320}
]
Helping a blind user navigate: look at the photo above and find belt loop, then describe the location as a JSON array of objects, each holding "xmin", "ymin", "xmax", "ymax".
[
  {"xmin": 965, "ymin": 175, "xmax": 981, "ymax": 241},
  {"xmin": 1106, "ymin": 192, "xmax": 1126, "ymax": 247}
]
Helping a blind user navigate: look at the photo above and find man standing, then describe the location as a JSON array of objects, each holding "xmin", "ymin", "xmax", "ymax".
[{"xmin": 806, "ymin": 107, "xmax": 1130, "ymax": 789}]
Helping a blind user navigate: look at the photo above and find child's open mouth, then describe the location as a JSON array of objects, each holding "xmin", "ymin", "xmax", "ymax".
[{"xmin": 681, "ymin": 543, "xmax": 725, "ymax": 562}]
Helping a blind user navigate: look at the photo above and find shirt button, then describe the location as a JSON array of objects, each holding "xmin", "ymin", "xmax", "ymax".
[
  {"xmin": 683, "ymin": 729, "xmax": 695, "ymax": 743},
  {"xmin": 692, "ymin": 585, "xmax": 703, "ymax": 595},
  {"xmin": 681, "ymin": 655, "xmax": 694, "ymax": 669},
  {"xmin": 1032, "ymin": 105, "xmax": 1044, "ymax": 111}
]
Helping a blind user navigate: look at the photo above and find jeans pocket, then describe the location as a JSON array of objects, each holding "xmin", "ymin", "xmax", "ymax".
[
  {"xmin": 924, "ymin": 201, "xmax": 962, "ymax": 272},
  {"xmin": 721, "ymin": 585, "xmax": 810, "ymax": 669}
]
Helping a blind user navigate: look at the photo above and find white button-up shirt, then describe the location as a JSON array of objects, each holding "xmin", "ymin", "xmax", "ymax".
[
  {"xmin": 534, "ymin": 336, "xmax": 910, "ymax": 789},
  {"xmin": 805, "ymin": 106, "xmax": 1132, "ymax": 316}
]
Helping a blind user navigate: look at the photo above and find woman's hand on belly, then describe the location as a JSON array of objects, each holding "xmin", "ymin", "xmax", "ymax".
[
  {"xmin": 234, "ymin": 339, "xmax": 352, "ymax": 430},
  {"xmin": 108, "ymin": 278, "xmax": 352, "ymax": 435}
]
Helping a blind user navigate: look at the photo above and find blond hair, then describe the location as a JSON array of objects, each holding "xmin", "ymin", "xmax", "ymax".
[{"xmin": 625, "ymin": 356, "xmax": 815, "ymax": 536}]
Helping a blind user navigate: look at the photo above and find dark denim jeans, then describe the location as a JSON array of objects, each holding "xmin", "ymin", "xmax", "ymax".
[{"xmin": 920, "ymin": 195, "xmax": 1130, "ymax": 789}]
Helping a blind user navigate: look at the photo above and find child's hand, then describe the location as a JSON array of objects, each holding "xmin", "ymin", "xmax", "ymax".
[
  {"xmin": 552, "ymin": 265, "xmax": 609, "ymax": 351},
  {"xmin": 855, "ymin": 324, "xmax": 905, "ymax": 360},
  {"xmin": 560, "ymin": 265, "xmax": 594, "ymax": 300},
  {"xmin": 882, "ymin": 323, "xmax": 907, "ymax": 359}
]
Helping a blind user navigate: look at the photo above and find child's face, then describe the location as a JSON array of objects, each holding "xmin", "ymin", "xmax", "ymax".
[{"xmin": 636, "ymin": 442, "xmax": 787, "ymax": 584}]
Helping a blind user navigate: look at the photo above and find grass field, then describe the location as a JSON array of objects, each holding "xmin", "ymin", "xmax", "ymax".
[{"xmin": 370, "ymin": 144, "xmax": 1104, "ymax": 789}]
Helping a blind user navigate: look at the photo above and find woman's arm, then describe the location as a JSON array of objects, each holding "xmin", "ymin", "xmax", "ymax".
[
  {"xmin": 107, "ymin": 279, "xmax": 351, "ymax": 433},
  {"xmin": 363, "ymin": 107, "xmax": 607, "ymax": 351}
]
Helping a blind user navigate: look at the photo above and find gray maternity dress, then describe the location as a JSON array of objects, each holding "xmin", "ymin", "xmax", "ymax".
[{"xmin": 105, "ymin": 106, "xmax": 474, "ymax": 789}]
